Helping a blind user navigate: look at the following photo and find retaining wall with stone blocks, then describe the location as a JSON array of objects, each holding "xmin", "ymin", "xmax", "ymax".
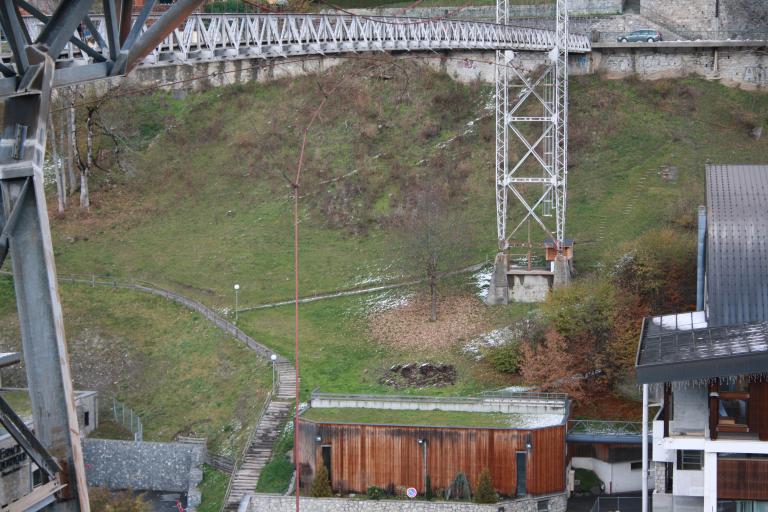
[
  {"xmin": 83, "ymin": 439, "xmax": 205, "ymax": 495},
  {"xmin": 248, "ymin": 494, "xmax": 567, "ymax": 512},
  {"xmin": 340, "ymin": 0, "xmax": 621, "ymax": 21},
  {"xmin": 640, "ymin": 0, "xmax": 716, "ymax": 33}
]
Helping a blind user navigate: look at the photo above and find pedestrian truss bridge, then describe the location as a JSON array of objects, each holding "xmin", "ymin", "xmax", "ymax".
[{"xmin": 18, "ymin": 13, "xmax": 591, "ymax": 71}]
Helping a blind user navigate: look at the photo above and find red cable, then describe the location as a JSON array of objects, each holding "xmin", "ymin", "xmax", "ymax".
[{"xmin": 291, "ymin": 67, "xmax": 367, "ymax": 511}]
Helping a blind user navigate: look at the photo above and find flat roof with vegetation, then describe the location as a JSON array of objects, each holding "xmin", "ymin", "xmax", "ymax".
[{"xmin": 301, "ymin": 407, "xmax": 562, "ymax": 429}]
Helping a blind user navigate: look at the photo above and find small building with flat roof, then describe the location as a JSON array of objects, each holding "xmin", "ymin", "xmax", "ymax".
[{"xmin": 297, "ymin": 391, "xmax": 569, "ymax": 504}]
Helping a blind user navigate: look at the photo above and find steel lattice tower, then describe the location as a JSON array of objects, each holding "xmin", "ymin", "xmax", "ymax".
[{"xmin": 494, "ymin": 0, "xmax": 569, "ymax": 254}]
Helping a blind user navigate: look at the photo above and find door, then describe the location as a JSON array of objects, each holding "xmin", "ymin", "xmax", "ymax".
[
  {"xmin": 516, "ymin": 451, "xmax": 527, "ymax": 496},
  {"xmin": 321, "ymin": 445, "xmax": 332, "ymax": 479}
]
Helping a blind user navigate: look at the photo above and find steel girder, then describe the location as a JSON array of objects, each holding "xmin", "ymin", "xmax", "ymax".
[
  {"xmin": 0, "ymin": 1, "xmax": 205, "ymax": 510},
  {"xmin": 494, "ymin": 0, "xmax": 571, "ymax": 253}
]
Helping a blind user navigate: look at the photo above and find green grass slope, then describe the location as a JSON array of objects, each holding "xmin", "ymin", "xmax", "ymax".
[
  {"xmin": 0, "ymin": 277, "xmax": 269, "ymax": 456},
  {"xmin": 4, "ymin": 64, "xmax": 766, "ymax": 423}
]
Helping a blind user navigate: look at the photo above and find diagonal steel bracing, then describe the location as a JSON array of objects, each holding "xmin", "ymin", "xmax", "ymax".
[
  {"xmin": 495, "ymin": 0, "xmax": 570, "ymax": 254},
  {"xmin": 0, "ymin": 1, "xmax": 206, "ymax": 510}
]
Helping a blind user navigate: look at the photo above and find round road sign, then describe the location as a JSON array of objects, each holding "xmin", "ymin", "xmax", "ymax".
[{"xmin": 406, "ymin": 487, "xmax": 418, "ymax": 499}]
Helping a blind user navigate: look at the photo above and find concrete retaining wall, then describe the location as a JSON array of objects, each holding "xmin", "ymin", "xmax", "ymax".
[
  {"xmin": 83, "ymin": 439, "xmax": 205, "ymax": 508},
  {"xmin": 248, "ymin": 494, "xmax": 567, "ymax": 512},
  {"xmin": 310, "ymin": 394, "xmax": 567, "ymax": 416},
  {"xmin": 115, "ymin": 44, "xmax": 768, "ymax": 100}
]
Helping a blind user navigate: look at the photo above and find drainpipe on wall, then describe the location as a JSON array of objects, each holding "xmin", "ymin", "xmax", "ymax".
[
  {"xmin": 642, "ymin": 384, "xmax": 649, "ymax": 512},
  {"xmin": 697, "ymin": 206, "xmax": 707, "ymax": 311}
]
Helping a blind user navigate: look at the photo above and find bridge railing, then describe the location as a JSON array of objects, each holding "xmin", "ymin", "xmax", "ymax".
[{"xmin": 13, "ymin": 13, "xmax": 590, "ymax": 68}]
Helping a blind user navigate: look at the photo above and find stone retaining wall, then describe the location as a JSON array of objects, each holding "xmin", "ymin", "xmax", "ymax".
[
  {"xmin": 113, "ymin": 44, "xmax": 768, "ymax": 98},
  {"xmin": 248, "ymin": 493, "xmax": 567, "ymax": 512},
  {"xmin": 338, "ymin": 0, "xmax": 622, "ymax": 21},
  {"xmin": 83, "ymin": 439, "xmax": 205, "ymax": 509}
]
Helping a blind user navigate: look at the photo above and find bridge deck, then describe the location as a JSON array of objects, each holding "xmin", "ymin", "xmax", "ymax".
[{"xmin": 10, "ymin": 13, "xmax": 590, "ymax": 75}]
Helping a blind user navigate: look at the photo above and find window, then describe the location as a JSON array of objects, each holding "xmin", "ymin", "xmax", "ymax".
[
  {"xmin": 537, "ymin": 499, "xmax": 549, "ymax": 511},
  {"xmin": 630, "ymin": 461, "xmax": 643, "ymax": 471},
  {"xmin": 677, "ymin": 450, "xmax": 704, "ymax": 470},
  {"xmin": 84, "ymin": 411, "xmax": 90, "ymax": 427}
]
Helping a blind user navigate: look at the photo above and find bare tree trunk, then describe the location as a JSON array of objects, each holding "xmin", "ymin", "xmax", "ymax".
[
  {"xmin": 80, "ymin": 109, "xmax": 94, "ymax": 211},
  {"xmin": 428, "ymin": 256, "xmax": 437, "ymax": 322},
  {"xmin": 67, "ymin": 96, "xmax": 77, "ymax": 195},
  {"xmin": 57, "ymin": 110, "xmax": 67, "ymax": 204},
  {"xmin": 48, "ymin": 112, "xmax": 65, "ymax": 214}
]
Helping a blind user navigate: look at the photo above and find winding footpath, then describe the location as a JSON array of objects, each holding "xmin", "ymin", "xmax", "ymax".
[{"xmin": 9, "ymin": 273, "xmax": 298, "ymax": 510}]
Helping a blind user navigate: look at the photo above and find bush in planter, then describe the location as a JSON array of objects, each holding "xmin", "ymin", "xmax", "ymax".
[
  {"xmin": 445, "ymin": 472, "xmax": 472, "ymax": 501},
  {"xmin": 310, "ymin": 464, "xmax": 332, "ymax": 498},
  {"xmin": 474, "ymin": 468, "xmax": 497, "ymax": 504},
  {"xmin": 367, "ymin": 486, "xmax": 384, "ymax": 500}
]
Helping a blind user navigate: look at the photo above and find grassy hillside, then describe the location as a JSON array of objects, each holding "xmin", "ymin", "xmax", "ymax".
[
  {"xmin": 0, "ymin": 277, "xmax": 269, "ymax": 456},
  {"xmin": 3, "ymin": 63, "xmax": 766, "ymax": 430}
]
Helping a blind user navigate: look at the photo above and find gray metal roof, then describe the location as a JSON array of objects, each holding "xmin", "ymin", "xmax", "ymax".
[
  {"xmin": 636, "ymin": 312, "xmax": 768, "ymax": 383},
  {"xmin": 706, "ymin": 165, "xmax": 768, "ymax": 327}
]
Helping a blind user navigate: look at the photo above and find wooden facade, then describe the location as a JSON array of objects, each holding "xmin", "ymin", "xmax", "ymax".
[
  {"xmin": 298, "ymin": 419, "xmax": 566, "ymax": 497},
  {"xmin": 718, "ymin": 458, "xmax": 768, "ymax": 500}
]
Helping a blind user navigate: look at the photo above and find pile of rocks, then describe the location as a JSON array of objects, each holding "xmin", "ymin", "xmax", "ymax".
[{"xmin": 380, "ymin": 362, "xmax": 457, "ymax": 388}]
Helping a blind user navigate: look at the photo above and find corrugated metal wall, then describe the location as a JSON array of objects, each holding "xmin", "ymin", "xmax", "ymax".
[{"xmin": 298, "ymin": 420, "xmax": 566, "ymax": 497}]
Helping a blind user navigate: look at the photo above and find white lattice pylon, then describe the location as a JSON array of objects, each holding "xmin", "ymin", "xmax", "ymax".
[{"xmin": 495, "ymin": 0, "xmax": 569, "ymax": 253}]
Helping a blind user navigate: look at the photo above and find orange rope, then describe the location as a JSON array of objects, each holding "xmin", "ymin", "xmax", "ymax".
[{"xmin": 290, "ymin": 66, "xmax": 372, "ymax": 510}]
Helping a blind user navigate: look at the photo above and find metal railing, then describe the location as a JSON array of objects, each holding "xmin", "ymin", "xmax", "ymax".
[
  {"xmin": 1, "ymin": 270, "xmax": 287, "ymax": 364},
  {"xmin": 219, "ymin": 393, "xmax": 273, "ymax": 512},
  {"xmin": 111, "ymin": 398, "xmax": 143, "ymax": 441},
  {"xmin": 590, "ymin": 496, "xmax": 648, "ymax": 512},
  {"xmin": 11, "ymin": 12, "xmax": 591, "ymax": 70},
  {"xmin": 312, "ymin": 389, "xmax": 569, "ymax": 405},
  {"xmin": 568, "ymin": 420, "xmax": 646, "ymax": 436}
]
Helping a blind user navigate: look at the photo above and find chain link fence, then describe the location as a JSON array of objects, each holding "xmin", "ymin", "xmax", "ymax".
[{"xmin": 111, "ymin": 398, "xmax": 143, "ymax": 441}]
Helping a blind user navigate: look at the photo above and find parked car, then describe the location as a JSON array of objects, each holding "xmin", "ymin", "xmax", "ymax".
[{"xmin": 617, "ymin": 29, "xmax": 663, "ymax": 43}]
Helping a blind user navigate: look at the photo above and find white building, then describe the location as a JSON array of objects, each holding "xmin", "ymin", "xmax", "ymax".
[{"xmin": 636, "ymin": 165, "xmax": 768, "ymax": 512}]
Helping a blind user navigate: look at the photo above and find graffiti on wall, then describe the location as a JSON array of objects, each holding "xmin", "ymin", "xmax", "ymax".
[{"xmin": 744, "ymin": 67, "xmax": 768, "ymax": 86}]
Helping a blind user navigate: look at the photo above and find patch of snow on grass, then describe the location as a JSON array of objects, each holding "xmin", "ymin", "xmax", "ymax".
[
  {"xmin": 362, "ymin": 289, "xmax": 414, "ymax": 315},
  {"xmin": 473, "ymin": 264, "xmax": 493, "ymax": 300},
  {"xmin": 462, "ymin": 326, "xmax": 514, "ymax": 360}
]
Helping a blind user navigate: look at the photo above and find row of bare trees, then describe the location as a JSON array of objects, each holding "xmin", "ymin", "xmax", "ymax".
[{"xmin": 48, "ymin": 87, "xmax": 116, "ymax": 214}]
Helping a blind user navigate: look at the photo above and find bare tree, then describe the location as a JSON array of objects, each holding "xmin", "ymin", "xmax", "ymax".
[
  {"xmin": 47, "ymin": 111, "xmax": 66, "ymax": 214},
  {"xmin": 396, "ymin": 183, "xmax": 474, "ymax": 321}
]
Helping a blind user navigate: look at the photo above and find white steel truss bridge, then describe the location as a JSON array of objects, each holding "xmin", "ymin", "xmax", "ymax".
[{"xmin": 14, "ymin": 13, "xmax": 590, "ymax": 75}]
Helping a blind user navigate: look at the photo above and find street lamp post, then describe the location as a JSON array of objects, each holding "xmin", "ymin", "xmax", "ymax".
[
  {"xmin": 271, "ymin": 354, "xmax": 278, "ymax": 395},
  {"xmin": 417, "ymin": 438, "xmax": 428, "ymax": 494},
  {"xmin": 234, "ymin": 284, "xmax": 240, "ymax": 324}
]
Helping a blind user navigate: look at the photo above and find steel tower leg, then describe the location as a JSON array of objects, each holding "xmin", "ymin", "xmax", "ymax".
[{"xmin": 0, "ymin": 48, "xmax": 89, "ymax": 511}]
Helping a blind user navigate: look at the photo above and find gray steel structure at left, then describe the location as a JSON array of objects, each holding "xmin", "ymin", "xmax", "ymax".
[
  {"xmin": 0, "ymin": 1, "xmax": 206, "ymax": 510},
  {"xmin": 0, "ymin": 4, "xmax": 588, "ymax": 510}
]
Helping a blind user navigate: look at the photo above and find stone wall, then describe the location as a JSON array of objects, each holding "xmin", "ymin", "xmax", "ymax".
[
  {"xmin": 83, "ymin": 439, "xmax": 205, "ymax": 508},
  {"xmin": 118, "ymin": 44, "xmax": 768, "ymax": 101},
  {"xmin": 248, "ymin": 493, "xmax": 567, "ymax": 512},
  {"xmin": 591, "ymin": 46, "xmax": 768, "ymax": 90},
  {"xmin": 339, "ymin": 0, "xmax": 622, "ymax": 21},
  {"xmin": 640, "ymin": 0, "xmax": 717, "ymax": 34}
]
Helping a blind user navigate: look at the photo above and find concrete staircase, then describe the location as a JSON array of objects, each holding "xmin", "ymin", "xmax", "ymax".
[{"xmin": 223, "ymin": 361, "xmax": 297, "ymax": 510}]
